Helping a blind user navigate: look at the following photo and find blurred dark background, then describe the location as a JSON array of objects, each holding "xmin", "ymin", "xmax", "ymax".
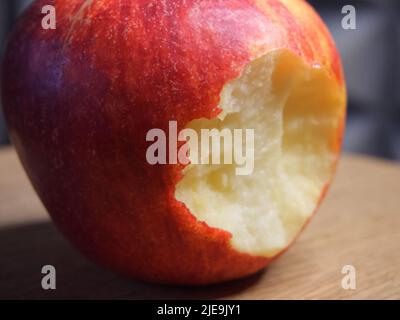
[{"xmin": 1, "ymin": 0, "xmax": 400, "ymax": 160}]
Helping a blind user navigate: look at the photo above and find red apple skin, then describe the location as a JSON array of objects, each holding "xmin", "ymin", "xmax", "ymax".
[{"xmin": 1, "ymin": 0, "xmax": 346, "ymax": 285}]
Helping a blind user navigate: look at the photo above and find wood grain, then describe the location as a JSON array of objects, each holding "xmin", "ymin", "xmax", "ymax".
[{"xmin": 0, "ymin": 146, "xmax": 399, "ymax": 299}]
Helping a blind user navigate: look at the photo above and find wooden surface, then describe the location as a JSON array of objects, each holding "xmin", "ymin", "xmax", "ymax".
[{"xmin": 0, "ymin": 146, "xmax": 399, "ymax": 300}]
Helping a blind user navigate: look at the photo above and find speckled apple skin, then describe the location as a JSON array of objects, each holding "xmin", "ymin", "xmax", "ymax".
[{"xmin": 1, "ymin": 0, "xmax": 345, "ymax": 285}]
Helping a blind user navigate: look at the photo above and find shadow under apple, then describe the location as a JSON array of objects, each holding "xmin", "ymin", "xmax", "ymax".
[{"xmin": 0, "ymin": 220, "xmax": 266, "ymax": 299}]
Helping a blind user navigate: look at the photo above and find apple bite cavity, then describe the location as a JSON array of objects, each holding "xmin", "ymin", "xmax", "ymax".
[
  {"xmin": 176, "ymin": 50, "xmax": 344, "ymax": 257},
  {"xmin": 1, "ymin": 0, "xmax": 346, "ymax": 285}
]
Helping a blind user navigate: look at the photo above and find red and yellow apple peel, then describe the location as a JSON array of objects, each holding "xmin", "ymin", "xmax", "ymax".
[{"xmin": 1, "ymin": 0, "xmax": 346, "ymax": 285}]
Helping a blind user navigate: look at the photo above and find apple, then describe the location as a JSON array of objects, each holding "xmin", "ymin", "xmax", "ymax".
[{"xmin": 1, "ymin": 0, "xmax": 346, "ymax": 285}]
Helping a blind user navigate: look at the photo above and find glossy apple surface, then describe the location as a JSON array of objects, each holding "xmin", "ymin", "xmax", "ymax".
[{"xmin": 1, "ymin": 0, "xmax": 346, "ymax": 285}]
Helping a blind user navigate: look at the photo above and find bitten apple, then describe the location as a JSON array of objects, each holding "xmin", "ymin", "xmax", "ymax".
[{"xmin": 1, "ymin": 0, "xmax": 346, "ymax": 285}]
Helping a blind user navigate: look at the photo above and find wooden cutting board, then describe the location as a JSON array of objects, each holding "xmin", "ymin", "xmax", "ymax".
[{"xmin": 0, "ymin": 146, "xmax": 399, "ymax": 299}]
